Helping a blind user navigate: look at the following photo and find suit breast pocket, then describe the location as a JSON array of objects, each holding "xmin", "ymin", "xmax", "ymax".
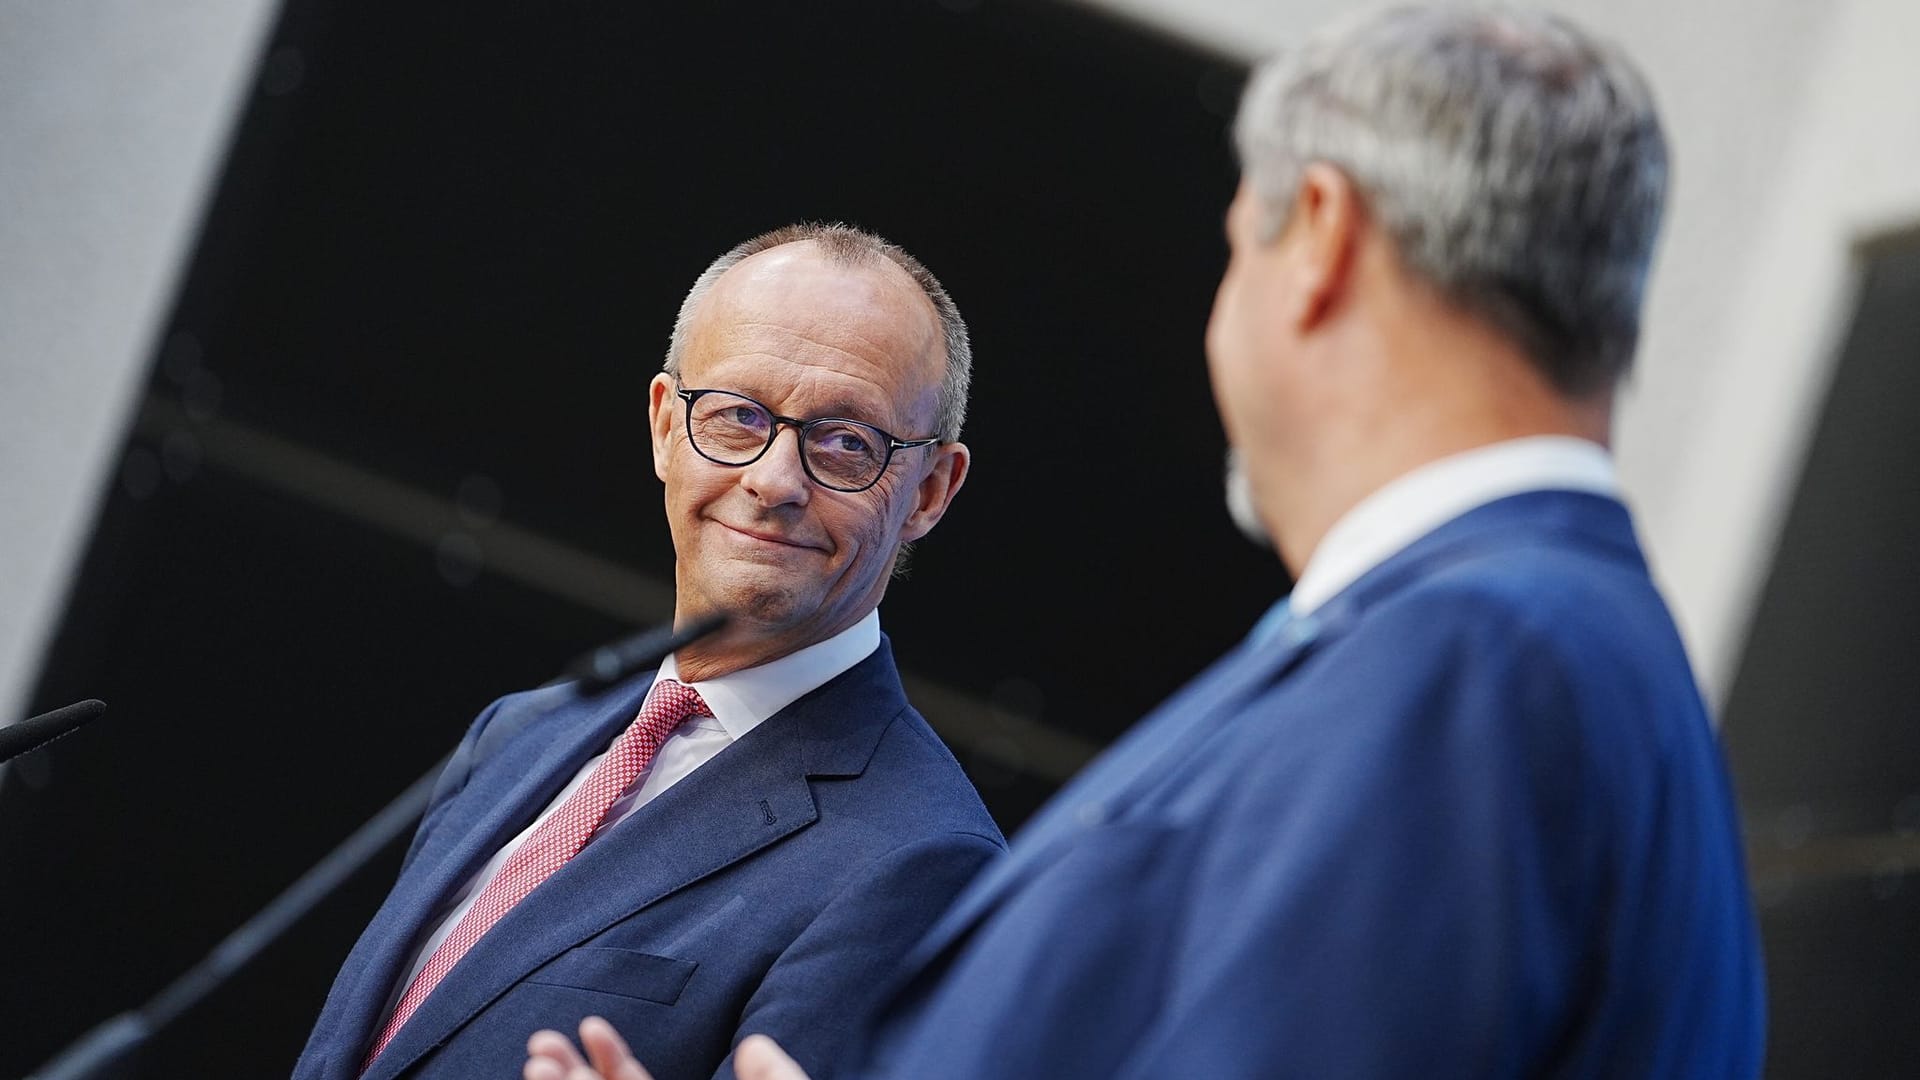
[{"xmin": 524, "ymin": 946, "xmax": 698, "ymax": 1005}]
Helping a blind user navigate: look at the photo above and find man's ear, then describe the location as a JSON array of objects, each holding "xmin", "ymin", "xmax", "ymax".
[
  {"xmin": 1287, "ymin": 162, "xmax": 1363, "ymax": 330},
  {"xmin": 899, "ymin": 441, "xmax": 969, "ymax": 544},
  {"xmin": 648, "ymin": 373, "xmax": 676, "ymax": 483}
]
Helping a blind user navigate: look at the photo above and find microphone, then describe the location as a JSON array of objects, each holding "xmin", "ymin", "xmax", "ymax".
[
  {"xmin": 0, "ymin": 699, "xmax": 107, "ymax": 765},
  {"xmin": 563, "ymin": 612, "xmax": 729, "ymax": 692},
  {"xmin": 29, "ymin": 614, "xmax": 729, "ymax": 1080}
]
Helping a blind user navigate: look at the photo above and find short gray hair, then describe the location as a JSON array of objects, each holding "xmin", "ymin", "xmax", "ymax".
[
  {"xmin": 1234, "ymin": 4, "xmax": 1669, "ymax": 393},
  {"xmin": 664, "ymin": 223, "xmax": 972, "ymax": 440}
]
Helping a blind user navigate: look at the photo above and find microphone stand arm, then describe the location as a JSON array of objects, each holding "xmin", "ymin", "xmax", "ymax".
[
  {"xmin": 26, "ymin": 758, "xmax": 447, "ymax": 1080},
  {"xmin": 25, "ymin": 613, "xmax": 726, "ymax": 1080}
]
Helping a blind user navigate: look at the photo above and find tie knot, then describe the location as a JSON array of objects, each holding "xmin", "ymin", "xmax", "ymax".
[
  {"xmin": 612, "ymin": 678, "xmax": 711, "ymax": 766},
  {"xmin": 643, "ymin": 678, "xmax": 711, "ymax": 728}
]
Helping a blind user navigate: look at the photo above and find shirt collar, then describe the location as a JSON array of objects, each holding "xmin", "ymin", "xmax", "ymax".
[
  {"xmin": 1288, "ymin": 435, "xmax": 1619, "ymax": 618},
  {"xmin": 655, "ymin": 608, "xmax": 882, "ymax": 740}
]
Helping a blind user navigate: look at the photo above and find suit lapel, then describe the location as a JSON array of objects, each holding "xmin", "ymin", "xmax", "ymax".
[
  {"xmin": 365, "ymin": 642, "xmax": 910, "ymax": 1080},
  {"xmin": 312, "ymin": 680, "xmax": 646, "ymax": 1078}
]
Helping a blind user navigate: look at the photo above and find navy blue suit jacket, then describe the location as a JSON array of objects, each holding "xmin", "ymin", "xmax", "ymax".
[
  {"xmin": 295, "ymin": 637, "xmax": 1002, "ymax": 1080},
  {"xmin": 864, "ymin": 492, "xmax": 1765, "ymax": 1078}
]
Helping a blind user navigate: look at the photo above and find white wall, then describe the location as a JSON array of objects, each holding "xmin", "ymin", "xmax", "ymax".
[
  {"xmin": 1085, "ymin": 0, "xmax": 1920, "ymax": 702},
  {"xmin": 0, "ymin": 1, "xmax": 279, "ymax": 724}
]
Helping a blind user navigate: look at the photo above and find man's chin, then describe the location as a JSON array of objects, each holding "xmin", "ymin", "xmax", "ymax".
[
  {"xmin": 1224, "ymin": 448, "xmax": 1273, "ymax": 550},
  {"xmin": 708, "ymin": 576, "xmax": 813, "ymax": 628}
]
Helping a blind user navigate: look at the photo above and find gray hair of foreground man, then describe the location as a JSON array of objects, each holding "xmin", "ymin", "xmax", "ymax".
[
  {"xmin": 1234, "ymin": 4, "xmax": 1668, "ymax": 394},
  {"xmin": 664, "ymin": 223, "xmax": 973, "ymax": 442}
]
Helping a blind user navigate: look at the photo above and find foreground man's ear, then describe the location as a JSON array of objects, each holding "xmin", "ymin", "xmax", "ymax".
[{"xmin": 1287, "ymin": 161, "xmax": 1363, "ymax": 332}]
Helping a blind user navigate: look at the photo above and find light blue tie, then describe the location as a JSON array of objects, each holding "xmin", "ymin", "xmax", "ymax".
[{"xmin": 1248, "ymin": 597, "xmax": 1295, "ymax": 648}]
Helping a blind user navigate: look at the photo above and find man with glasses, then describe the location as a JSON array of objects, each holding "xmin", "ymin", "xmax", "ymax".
[
  {"xmin": 532, "ymin": 6, "xmax": 1763, "ymax": 1079},
  {"xmin": 295, "ymin": 224, "xmax": 1002, "ymax": 1080}
]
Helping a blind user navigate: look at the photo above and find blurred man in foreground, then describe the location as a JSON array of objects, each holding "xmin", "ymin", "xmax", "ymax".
[
  {"xmin": 531, "ymin": 6, "xmax": 1765, "ymax": 1078},
  {"xmin": 296, "ymin": 224, "xmax": 1002, "ymax": 1080}
]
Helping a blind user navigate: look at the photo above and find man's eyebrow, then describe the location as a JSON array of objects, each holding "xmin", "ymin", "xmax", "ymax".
[
  {"xmin": 699, "ymin": 378, "xmax": 881, "ymax": 424},
  {"xmin": 787, "ymin": 388, "xmax": 883, "ymax": 418},
  {"xmin": 802, "ymin": 395, "xmax": 890, "ymax": 424}
]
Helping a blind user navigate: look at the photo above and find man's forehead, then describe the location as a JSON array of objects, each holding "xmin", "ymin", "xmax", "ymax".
[
  {"xmin": 714, "ymin": 240, "xmax": 924, "ymax": 307},
  {"xmin": 682, "ymin": 348, "xmax": 939, "ymax": 431},
  {"xmin": 692, "ymin": 244, "xmax": 938, "ymax": 359},
  {"xmin": 681, "ymin": 242, "xmax": 943, "ymax": 422}
]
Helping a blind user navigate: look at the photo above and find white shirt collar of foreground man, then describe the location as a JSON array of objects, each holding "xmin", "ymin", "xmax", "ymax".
[
  {"xmin": 658, "ymin": 606, "xmax": 882, "ymax": 738},
  {"xmin": 1288, "ymin": 436, "xmax": 1620, "ymax": 619}
]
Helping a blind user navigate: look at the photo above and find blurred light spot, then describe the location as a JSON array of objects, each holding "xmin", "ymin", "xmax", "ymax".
[
  {"xmin": 160, "ymin": 332, "xmax": 203, "ymax": 385},
  {"xmin": 262, "ymin": 46, "xmax": 305, "ymax": 96},
  {"xmin": 1774, "ymin": 804, "xmax": 1814, "ymax": 849},
  {"xmin": 182, "ymin": 369, "xmax": 224, "ymax": 423},
  {"xmin": 436, "ymin": 532, "xmax": 485, "ymax": 588},
  {"xmin": 160, "ymin": 431, "xmax": 201, "ymax": 483},
  {"xmin": 121, "ymin": 446, "xmax": 162, "ymax": 500},
  {"xmin": 456, "ymin": 474, "xmax": 505, "ymax": 528}
]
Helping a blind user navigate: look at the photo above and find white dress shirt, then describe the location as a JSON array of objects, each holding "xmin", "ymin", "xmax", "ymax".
[
  {"xmin": 1288, "ymin": 436, "xmax": 1620, "ymax": 618},
  {"xmin": 377, "ymin": 608, "xmax": 883, "ymax": 1026}
]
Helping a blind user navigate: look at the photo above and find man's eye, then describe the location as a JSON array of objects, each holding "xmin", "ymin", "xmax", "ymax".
[
  {"xmin": 731, "ymin": 406, "xmax": 768, "ymax": 429},
  {"xmin": 831, "ymin": 432, "xmax": 871, "ymax": 454}
]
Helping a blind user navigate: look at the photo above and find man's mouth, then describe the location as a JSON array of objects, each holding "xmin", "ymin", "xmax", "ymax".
[{"xmin": 718, "ymin": 521, "xmax": 822, "ymax": 551}]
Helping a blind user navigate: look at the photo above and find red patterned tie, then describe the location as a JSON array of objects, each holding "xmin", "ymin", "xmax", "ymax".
[{"xmin": 361, "ymin": 679, "xmax": 711, "ymax": 1072}]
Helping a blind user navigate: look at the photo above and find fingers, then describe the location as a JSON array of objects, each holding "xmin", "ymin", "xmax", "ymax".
[
  {"xmin": 579, "ymin": 1016, "xmax": 655, "ymax": 1080},
  {"xmin": 525, "ymin": 1027, "xmax": 591, "ymax": 1080},
  {"xmin": 524, "ymin": 1057, "xmax": 566, "ymax": 1080},
  {"xmin": 735, "ymin": 1034, "xmax": 812, "ymax": 1080}
]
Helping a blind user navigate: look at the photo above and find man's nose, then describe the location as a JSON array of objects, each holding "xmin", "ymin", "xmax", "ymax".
[{"xmin": 738, "ymin": 424, "xmax": 812, "ymax": 506}]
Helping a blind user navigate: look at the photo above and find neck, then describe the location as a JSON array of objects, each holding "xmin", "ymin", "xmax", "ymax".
[
  {"xmin": 1260, "ymin": 303, "xmax": 1614, "ymax": 579},
  {"xmin": 669, "ymin": 608, "xmax": 867, "ymax": 683},
  {"xmin": 672, "ymin": 627, "xmax": 790, "ymax": 683}
]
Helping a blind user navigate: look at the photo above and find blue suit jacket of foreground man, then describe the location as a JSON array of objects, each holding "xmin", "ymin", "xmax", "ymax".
[{"xmin": 864, "ymin": 489, "xmax": 1763, "ymax": 1077}]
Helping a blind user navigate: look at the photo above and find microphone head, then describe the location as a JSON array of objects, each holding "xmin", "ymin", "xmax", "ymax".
[{"xmin": 1, "ymin": 699, "xmax": 108, "ymax": 764}]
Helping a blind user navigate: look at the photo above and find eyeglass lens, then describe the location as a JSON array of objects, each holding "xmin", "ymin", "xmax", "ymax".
[{"xmin": 686, "ymin": 391, "xmax": 891, "ymax": 491}]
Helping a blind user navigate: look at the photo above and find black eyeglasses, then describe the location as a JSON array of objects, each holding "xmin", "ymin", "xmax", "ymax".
[{"xmin": 674, "ymin": 386, "xmax": 939, "ymax": 493}]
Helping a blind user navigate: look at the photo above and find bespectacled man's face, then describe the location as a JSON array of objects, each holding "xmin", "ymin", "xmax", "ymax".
[{"xmin": 648, "ymin": 243, "xmax": 967, "ymax": 657}]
